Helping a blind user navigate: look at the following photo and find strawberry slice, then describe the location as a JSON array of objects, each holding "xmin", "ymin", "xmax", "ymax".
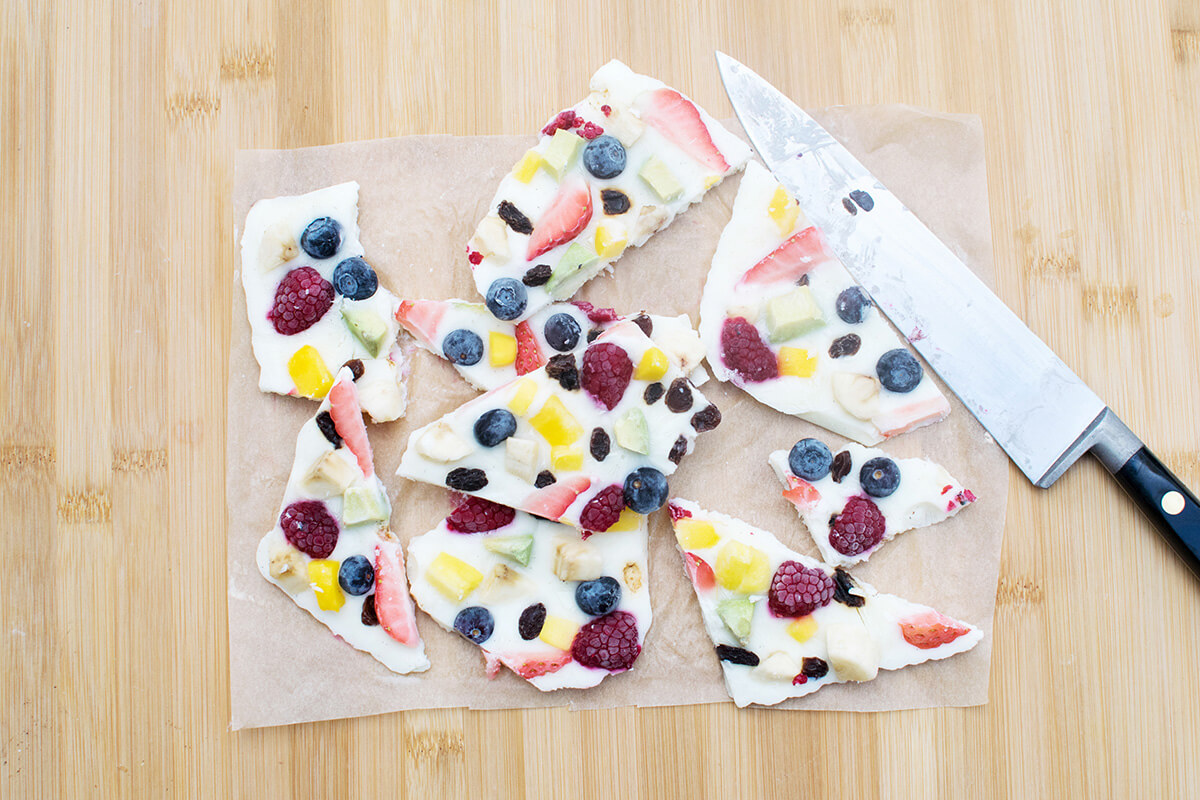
[
  {"xmin": 514, "ymin": 320, "xmax": 546, "ymax": 375},
  {"xmin": 737, "ymin": 226, "xmax": 830, "ymax": 286},
  {"xmin": 374, "ymin": 540, "xmax": 420, "ymax": 646},
  {"xmin": 781, "ymin": 475, "xmax": 821, "ymax": 510},
  {"xmin": 498, "ymin": 650, "xmax": 573, "ymax": 680},
  {"xmin": 395, "ymin": 299, "xmax": 447, "ymax": 346},
  {"xmin": 521, "ymin": 476, "xmax": 592, "ymax": 520},
  {"xmin": 328, "ymin": 374, "xmax": 373, "ymax": 477},
  {"xmin": 683, "ymin": 552, "xmax": 716, "ymax": 592},
  {"xmin": 482, "ymin": 650, "xmax": 503, "ymax": 679},
  {"xmin": 526, "ymin": 178, "xmax": 593, "ymax": 260},
  {"xmin": 876, "ymin": 395, "xmax": 952, "ymax": 439},
  {"xmin": 899, "ymin": 610, "xmax": 971, "ymax": 650},
  {"xmin": 634, "ymin": 88, "xmax": 730, "ymax": 173}
]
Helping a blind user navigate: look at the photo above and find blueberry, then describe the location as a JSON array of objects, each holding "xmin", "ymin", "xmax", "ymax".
[
  {"xmin": 331, "ymin": 257, "xmax": 378, "ymax": 300},
  {"xmin": 575, "ymin": 576, "xmax": 621, "ymax": 616},
  {"xmin": 338, "ymin": 555, "xmax": 375, "ymax": 596},
  {"xmin": 876, "ymin": 348, "xmax": 923, "ymax": 393},
  {"xmin": 518, "ymin": 603, "xmax": 546, "ymax": 640},
  {"xmin": 300, "ymin": 217, "xmax": 341, "ymax": 259},
  {"xmin": 443, "ymin": 329, "xmax": 483, "ymax": 365},
  {"xmin": 543, "ymin": 313, "xmax": 581, "ymax": 351},
  {"xmin": 582, "ymin": 135, "xmax": 627, "ymax": 179},
  {"xmin": 859, "ymin": 457, "xmax": 901, "ymax": 498},
  {"xmin": 623, "ymin": 467, "xmax": 669, "ymax": 513},
  {"xmin": 485, "ymin": 278, "xmax": 527, "ymax": 320},
  {"xmin": 453, "ymin": 606, "xmax": 494, "ymax": 644},
  {"xmin": 788, "ymin": 438, "xmax": 833, "ymax": 481},
  {"xmin": 474, "ymin": 408, "xmax": 517, "ymax": 447},
  {"xmin": 835, "ymin": 287, "xmax": 872, "ymax": 324}
]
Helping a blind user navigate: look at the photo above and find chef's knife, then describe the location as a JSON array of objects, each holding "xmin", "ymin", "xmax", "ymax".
[{"xmin": 716, "ymin": 51, "xmax": 1200, "ymax": 577}]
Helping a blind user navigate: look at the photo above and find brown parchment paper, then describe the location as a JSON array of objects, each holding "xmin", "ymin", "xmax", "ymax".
[{"xmin": 227, "ymin": 106, "xmax": 1007, "ymax": 729}]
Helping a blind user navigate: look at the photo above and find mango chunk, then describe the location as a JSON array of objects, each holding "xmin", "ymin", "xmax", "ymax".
[
  {"xmin": 551, "ymin": 445, "xmax": 583, "ymax": 472},
  {"xmin": 489, "ymin": 331, "xmax": 517, "ymax": 367},
  {"xmin": 529, "ymin": 395, "xmax": 583, "ymax": 446},
  {"xmin": 778, "ymin": 347, "xmax": 818, "ymax": 378},
  {"xmin": 538, "ymin": 615, "xmax": 580, "ymax": 650},
  {"xmin": 426, "ymin": 552, "xmax": 483, "ymax": 601},
  {"xmin": 288, "ymin": 345, "xmax": 334, "ymax": 399},
  {"xmin": 608, "ymin": 508, "xmax": 642, "ymax": 532},
  {"xmin": 594, "ymin": 225, "xmax": 628, "ymax": 258},
  {"xmin": 767, "ymin": 185, "xmax": 801, "ymax": 236},
  {"xmin": 511, "ymin": 149, "xmax": 543, "ymax": 183},
  {"xmin": 633, "ymin": 347, "xmax": 668, "ymax": 381},
  {"xmin": 308, "ymin": 560, "xmax": 345, "ymax": 611},
  {"xmin": 507, "ymin": 378, "xmax": 539, "ymax": 416},
  {"xmin": 714, "ymin": 540, "xmax": 771, "ymax": 594},
  {"xmin": 675, "ymin": 519, "xmax": 719, "ymax": 549},
  {"xmin": 787, "ymin": 615, "xmax": 818, "ymax": 644}
]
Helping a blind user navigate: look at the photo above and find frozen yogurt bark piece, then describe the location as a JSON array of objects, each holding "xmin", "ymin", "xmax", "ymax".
[
  {"xmin": 467, "ymin": 59, "xmax": 751, "ymax": 321},
  {"xmin": 256, "ymin": 367, "xmax": 429, "ymax": 674},
  {"xmin": 407, "ymin": 498, "xmax": 651, "ymax": 690},
  {"xmin": 397, "ymin": 320, "xmax": 721, "ymax": 532},
  {"xmin": 396, "ymin": 297, "xmax": 706, "ymax": 391},
  {"xmin": 769, "ymin": 439, "xmax": 976, "ymax": 566},
  {"xmin": 668, "ymin": 499, "xmax": 982, "ymax": 708},
  {"xmin": 240, "ymin": 181, "xmax": 407, "ymax": 422},
  {"xmin": 698, "ymin": 162, "xmax": 949, "ymax": 444}
]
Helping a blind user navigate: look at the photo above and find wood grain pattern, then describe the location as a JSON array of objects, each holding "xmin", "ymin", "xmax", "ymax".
[{"xmin": 4, "ymin": 0, "xmax": 1199, "ymax": 796}]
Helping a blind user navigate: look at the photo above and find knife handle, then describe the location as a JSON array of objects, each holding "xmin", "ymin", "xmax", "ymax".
[{"xmin": 1109, "ymin": 447, "xmax": 1200, "ymax": 577}]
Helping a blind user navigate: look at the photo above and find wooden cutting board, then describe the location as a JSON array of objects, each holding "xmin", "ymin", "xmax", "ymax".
[{"xmin": 6, "ymin": 0, "xmax": 1200, "ymax": 797}]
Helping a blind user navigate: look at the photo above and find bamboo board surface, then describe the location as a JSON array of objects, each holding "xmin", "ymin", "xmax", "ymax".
[{"xmin": 4, "ymin": 0, "xmax": 1200, "ymax": 797}]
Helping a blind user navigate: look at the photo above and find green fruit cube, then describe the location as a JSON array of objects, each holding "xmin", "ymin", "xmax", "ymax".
[
  {"xmin": 342, "ymin": 307, "xmax": 389, "ymax": 358},
  {"xmin": 483, "ymin": 533, "xmax": 535, "ymax": 567},
  {"xmin": 342, "ymin": 485, "xmax": 389, "ymax": 525},
  {"xmin": 546, "ymin": 242, "xmax": 600, "ymax": 299},
  {"xmin": 765, "ymin": 286, "xmax": 824, "ymax": 343},
  {"xmin": 614, "ymin": 408, "xmax": 649, "ymax": 454},
  {"xmin": 638, "ymin": 156, "xmax": 683, "ymax": 202},
  {"xmin": 543, "ymin": 129, "xmax": 583, "ymax": 178},
  {"xmin": 717, "ymin": 598, "xmax": 754, "ymax": 643}
]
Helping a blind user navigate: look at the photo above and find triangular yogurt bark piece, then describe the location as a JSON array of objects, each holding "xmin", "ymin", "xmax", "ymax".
[
  {"xmin": 396, "ymin": 297, "xmax": 707, "ymax": 391},
  {"xmin": 668, "ymin": 499, "xmax": 982, "ymax": 708},
  {"xmin": 240, "ymin": 181, "xmax": 407, "ymax": 422},
  {"xmin": 698, "ymin": 161, "xmax": 949, "ymax": 444},
  {"xmin": 397, "ymin": 320, "xmax": 721, "ymax": 532},
  {"xmin": 407, "ymin": 497, "xmax": 651, "ymax": 690},
  {"xmin": 769, "ymin": 439, "xmax": 976, "ymax": 566},
  {"xmin": 466, "ymin": 59, "xmax": 751, "ymax": 322},
  {"xmin": 256, "ymin": 367, "xmax": 428, "ymax": 674}
]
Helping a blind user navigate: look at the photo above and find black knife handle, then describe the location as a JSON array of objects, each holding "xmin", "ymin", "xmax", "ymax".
[{"xmin": 1110, "ymin": 447, "xmax": 1200, "ymax": 577}]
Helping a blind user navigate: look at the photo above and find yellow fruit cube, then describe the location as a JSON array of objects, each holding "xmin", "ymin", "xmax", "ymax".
[
  {"xmin": 507, "ymin": 378, "xmax": 538, "ymax": 416},
  {"xmin": 778, "ymin": 347, "xmax": 818, "ymax": 378},
  {"xmin": 675, "ymin": 519, "xmax": 719, "ymax": 549},
  {"xmin": 529, "ymin": 395, "xmax": 583, "ymax": 446},
  {"xmin": 538, "ymin": 615, "xmax": 579, "ymax": 650},
  {"xmin": 489, "ymin": 331, "xmax": 517, "ymax": 367},
  {"xmin": 608, "ymin": 508, "xmax": 642, "ymax": 532},
  {"xmin": 633, "ymin": 347, "xmax": 668, "ymax": 381},
  {"xmin": 426, "ymin": 552, "xmax": 483, "ymax": 601},
  {"xmin": 288, "ymin": 345, "xmax": 334, "ymax": 399},
  {"xmin": 768, "ymin": 185, "xmax": 801, "ymax": 236},
  {"xmin": 307, "ymin": 560, "xmax": 345, "ymax": 611},
  {"xmin": 703, "ymin": 175, "xmax": 722, "ymax": 190},
  {"xmin": 511, "ymin": 149, "xmax": 543, "ymax": 183},
  {"xmin": 714, "ymin": 540, "xmax": 771, "ymax": 594},
  {"xmin": 594, "ymin": 225, "xmax": 628, "ymax": 258},
  {"xmin": 788, "ymin": 615, "xmax": 818, "ymax": 644},
  {"xmin": 551, "ymin": 445, "xmax": 583, "ymax": 472}
]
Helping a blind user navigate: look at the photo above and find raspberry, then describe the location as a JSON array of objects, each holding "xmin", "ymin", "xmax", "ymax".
[
  {"xmin": 600, "ymin": 104, "xmax": 612, "ymax": 116},
  {"xmin": 579, "ymin": 121, "xmax": 604, "ymax": 140},
  {"xmin": 446, "ymin": 496, "xmax": 516, "ymax": 533},
  {"xmin": 720, "ymin": 317, "xmax": 778, "ymax": 383},
  {"xmin": 579, "ymin": 484, "xmax": 624, "ymax": 532},
  {"xmin": 900, "ymin": 611, "xmax": 971, "ymax": 650},
  {"xmin": 829, "ymin": 496, "xmax": 886, "ymax": 556},
  {"xmin": 668, "ymin": 502, "xmax": 692, "ymax": 521},
  {"xmin": 268, "ymin": 267, "xmax": 334, "ymax": 335},
  {"xmin": 581, "ymin": 343, "xmax": 632, "ymax": 410},
  {"xmin": 768, "ymin": 560, "xmax": 835, "ymax": 617},
  {"xmin": 279, "ymin": 500, "xmax": 339, "ymax": 558},
  {"xmin": 541, "ymin": 109, "xmax": 580, "ymax": 136},
  {"xmin": 466, "ymin": 249, "xmax": 483, "ymax": 265},
  {"xmin": 571, "ymin": 610, "xmax": 641, "ymax": 671},
  {"xmin": 571, "ymin": 301, "xmax": 619, "ymax": 324}
]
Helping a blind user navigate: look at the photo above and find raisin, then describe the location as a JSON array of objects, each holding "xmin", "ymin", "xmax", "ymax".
[
  {"xmin": 632, "ymin": 314, "xmax": 653, "ymax": 336},
  {"xmin": 831, "ymin": 450, "xmax": 852, "ymax": 483},
  {"xmin": 668, "ymin": 436, "xmax": 688, "ymax": 465},
  {"xmin": 587, "ymin": 328, "xmax": 603, "ymax": 343},
  {"xmin": 665, "ymin": 378, "xmax": 694, "ymax": 412},
  {"xmin": 828, "ymin": 334, "xmax": 861, "ymax": 358},
  {"xmin": 842, "ymin": 197, "xmax": 858, "ymax": 216},
  {"xmin": 798, "ymin": 273, "xmax": 810, "ymax": 286},
  {"xmin": 600, "ymin": 188, "xmax": 631, "ymax": 215},
  {"xmin": 497, "ymin": 200, "xmax": 533, "ymax": 234},
  {"xmin": 534, "ymin": 470, "xmax": 556, "ymax": 488},
  {"xmin": 590, "ymin": 428, "xmax": 610, "ymax": 461},
  {"xmin": 545, "ymin": 353, "xmax": 580, "ymax": 390},
  {"xmin": 446, "ymin": 468, "xmax": 487, "ymax": 492},
  {"xmin": 690, "ymin": 405, "xmax": 721, "ymax": 432},
  {"xmin": 361, "ymin": 594, "xmax": 379, "ymax": 626},
  {"xmin": 801, "ymin": 656, "xmax": 829, "ymax": 678},
  {"xmin": 716, "ymin": 644, "xmax": 759, "ymax": 666},
  {"xmin": 644, "ymin": 382, "xmax": 664, "ymax": 404},
  {"xmin": 832, "ymin": 567, "xmax": 865, "ymax": 607},
  {"xmin": 316, "ymin": 411, "xmax": 342, "ymax": 448},
  {"xmin": 522, "ymin": 264, "xmax": 552, "ymax": 287},
  {"xmin": 343, "ymin": 358, "xmax": 365, "ymax": 380},
  {"xmin": 518, "ymin": 603, "xmax": 546, "ymax": 640}
]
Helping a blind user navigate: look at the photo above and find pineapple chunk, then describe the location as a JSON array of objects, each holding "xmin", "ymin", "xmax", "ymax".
[
  {"xmin": 307, "ymin": 560, "xmax": 345, "ymax": 611},
  {"xmin": 551, "ymin": 445, "xmax": 583, "ymax": 472},
  {"xmin": 675, "ymin": 518, "xmax": 719, "ymax": 549},
  {"xmin": 608, "ymin": 509, "xmax": 642, "ymax": 532},
  {"xmin": 714, "ymin": 540, "xmax": 771, "ymax": 594},
  {"xmin": 787, "ymin": 615, "xmax": 819, "ymax": 644},
  {"xmin": 511, "ymin": 149, "xmax": 543, "ymax": 183},
  {"xmin": 594, "ymin": 225, "xmax": 627, "ymax": 258},
  {"xmin": 633, "ymin": 347, "xmax": 668, "ymax": 381},
  {"xmin": 489, "ymin": 331, "xmax": 517, "ymax": 367},
  {"xmin": 778, "ymin": 347, "xmax": 818, "ymax": 378},
  {"xmin": 529, "ymin": 395, "xmax": 583, "ymax": 446},
  {"xmin": 287, "ymin": 345, "xmax": 334, "ymax": 399},
  {"xmin": 425, "ymin": 552, "xmax": 483, "ymax": 601},
  {"xmin": 507, "ymin": 378, "xmax": 538, "ymax": 416},
  {"xmin": 767, "ymin": 185, "xmax": 801, "ymax": 236},
  {"xmin": 539, "ymin": 615, "xmax": 580, "ymax": 650}
]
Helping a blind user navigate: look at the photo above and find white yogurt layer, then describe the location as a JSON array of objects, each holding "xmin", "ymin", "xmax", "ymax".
[
  {"xmin": 407, "ymin": 509, "xmax": 651, "ymax": 690},
  {"xmin": 467, "ymin": 60, "xmax": 752, "ymax": 321},
  {"xmin": 768, "ymin": 442, "xmax": 976, "ymax": 567},
  {"xmin": 240, "ymin": 182, "xmax": 408, "ymax": 422},
  {"xmin": 698, "ymin": 162, "xmax": 950, "ymax": 445},
  {"xmin": 397, "ymin": 320, "xmax": 720, "ymax": 532},
  {"xmin": 668, "ymin": 499, "xmax": 982, "ymax": 708},
  {"xmin": 255, "ymin": 368, "xmax": 429, "ymax": 674}
]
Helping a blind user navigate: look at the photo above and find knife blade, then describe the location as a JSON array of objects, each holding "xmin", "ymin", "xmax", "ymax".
[{"xmin": 716, "ymin": 51, "xmax": 1200, "ymax": 576}]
